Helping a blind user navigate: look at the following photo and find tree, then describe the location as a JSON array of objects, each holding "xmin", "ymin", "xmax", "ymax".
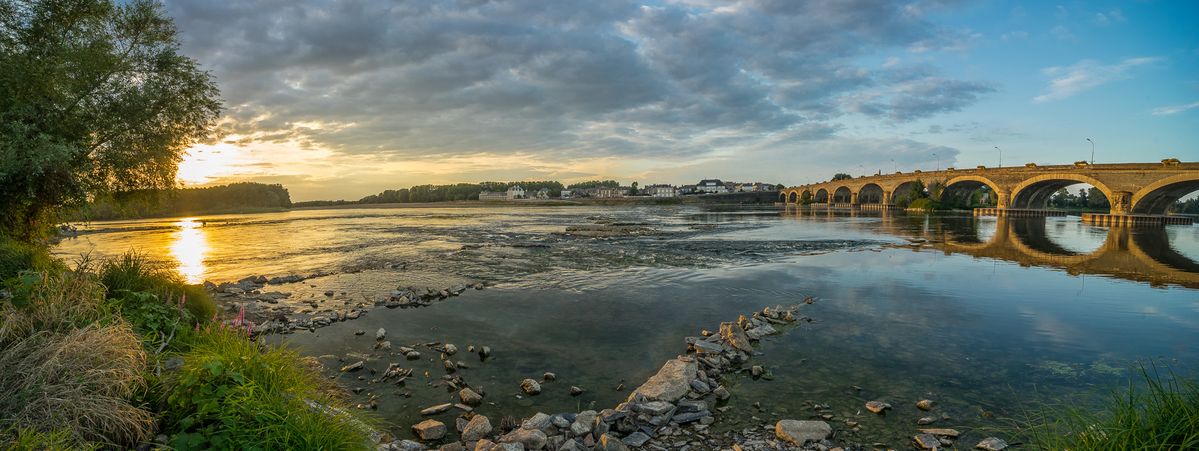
[
  {"xmin": 629, "ymin": 182, "xmax": 639, "ymax": 196},
  {"xmin": 831, "ymin": 173, "xmax": 852, "ymax": 181},
  {"xmin": 0, "ymin": 0, "xmax": 222, "ymax": 239}
]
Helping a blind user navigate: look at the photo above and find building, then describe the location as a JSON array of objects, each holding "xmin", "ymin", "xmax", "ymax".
[
  {"xmin": 478, "ymin": 191, "xmax": 507, "ymax": 201},
  {"xmin": 507, "ymin": 185, "xmax": 526, "ymax": 200},
  {"xmin": 560, "ymin": 189, "xmax": 575, "ymax": 199},
  {"xmin": 696, "ymin": 179, "xmax": 728, "ymax": 194},
  {"xmin": 647, "ymin": 184, "xmax": 677, "ymax": 197},
  {"xmin": 736, "ymin": 182, "xmax": 773, "ymax": 192},
  {"xmin": 677, "ymin": 185, "xmax": 698, "ymax": 195},
  {"xmin": 534, "ymin": 188, "xmax": 551, "ymax": 199}
]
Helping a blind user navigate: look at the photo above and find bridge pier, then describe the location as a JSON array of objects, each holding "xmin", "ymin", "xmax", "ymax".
[
  {"xmin": 1082, "ymin": 213, "xmax": 1194, "ymax": 226},
  {"xmin": 973, "ymin": 208, "xmax": 1065, "ymax": 218}
]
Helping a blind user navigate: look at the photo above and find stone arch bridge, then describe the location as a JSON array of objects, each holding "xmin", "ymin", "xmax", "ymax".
[{"xmin": 779, "ymin": 161, "xmax": 1199, "ymax": 220}]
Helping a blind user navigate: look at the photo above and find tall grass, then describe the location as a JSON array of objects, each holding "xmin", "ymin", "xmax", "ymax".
[
  {"xmin": 159, "ymin": 326, "xmax": 376, "ymax": 450},
  {"xmin": 98, "ymin": 252, "xmax": 216, "ymax": 321},
  {"xmin": 1023, "ymin": 364, "xmax": 1199, "ymax": 450},
  {"xmin": 0, "ymin": 236, "xmax": 59, "ymax": 281},
  {"xmin": 0, "ymin": 270, "xmax": 153, "ymax": 446}
]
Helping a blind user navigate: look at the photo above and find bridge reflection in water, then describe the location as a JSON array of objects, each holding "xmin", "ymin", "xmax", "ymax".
[{"xmin": 780, "ymin": 205, "xmax": 1199, "ymax": 289}]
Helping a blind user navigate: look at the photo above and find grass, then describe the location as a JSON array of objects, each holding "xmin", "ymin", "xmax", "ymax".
[
  {"xmin": 98, "ymin": 252, "xmax": 216, "ymax": 321},
  {"xmin": 158, "ymin": 326, "xmax": 376, "ymax": 450},
  {"xmin": 0, "ymin": 236, "xmax": 59, "ymax": 282},
  {"xmin": 1022, "ymin": 364, "xmax": 1199, "ymax": 450},
  {"xmin": 0, "ymin": 269, "xmax": 154, "ymax": 447}
]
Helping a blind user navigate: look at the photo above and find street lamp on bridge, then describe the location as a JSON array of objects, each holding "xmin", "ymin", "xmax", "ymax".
[
  {"xmin": 1086, "ymin": 138, "xmax": 1095, "ymax": 165},
  {"xmin": 994, "ymin": 146, "xmax": 1002, "ymax": 168}
]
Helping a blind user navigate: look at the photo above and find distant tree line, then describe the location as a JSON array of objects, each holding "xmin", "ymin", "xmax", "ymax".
[
  {"xmin": 1048, "ymin": 187, "xmax": 1110, "ymax": 210},
  {"xmin": 566, "ymin": 180, "xmax": 620, "ymax": 190},
  {"xmin": 1172, "ymin": 197, "xmax": 1199, "ymax": 215},
  {"xmin": 79, "ymin": 183, "xmax": 291, "ymax": 220},
  {"xmin": 357, "ymin": 181, "xmax": 566, "ymax": 204}
]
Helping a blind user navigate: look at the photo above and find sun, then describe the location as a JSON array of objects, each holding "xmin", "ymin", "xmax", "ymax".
[{"xmin": 176, "ymin": 142, "xmax": 245, "ymax": 186}]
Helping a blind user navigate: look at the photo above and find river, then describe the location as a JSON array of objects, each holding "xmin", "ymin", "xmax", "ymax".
[{"xmin": 53, "ymin": 204, "xmax": 1199, "ymax": 447}]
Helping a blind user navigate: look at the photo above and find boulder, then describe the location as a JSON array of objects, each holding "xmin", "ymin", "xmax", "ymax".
[
  {"xmin": 627, "ymin": 358, "xmax": 697, "ymax": 402},
  {"xmin": 376, "ymin": 328, "xmax": 387, "ymax": 340},
  {"xmin": 916, "ymin": 399, "xmax": 935, "ymax": 411},
  {"xmin": 379, "ymin": 439, "xmax": 427, "ymax": 451},
  {"xmin": 569, "ymin": 386, "xmax": 585, "ymax": 396},
  {"xmin": 499, "ymin": 428, "xmax": 546, "ymax": 450},
  {"xmin": 621, "ymin": 431, "xmax": 650, "ymax": 447},
  {"xmin": 570, "ymin": 410, "xmax": 596, "ymax": 437},
  {"xmin": 341, "ymin": 361, "xmax": 365, "ymax": 372},
  {"xmin": 719, "ymin": 322, "xmax": 753, "ymax": 352},
  {"xmin": 774, "ymin": 420, "xmax": 832, "ymax": 446},
  {"xmin": 597, "ymin": 434, "xmax": 629, "ymax": 451},
  {"xmin": 920, "ymin": 428, "xmax": 960, "ymax": 438},
  {"xmin": 865, "ymin": 400, "xmax": 891, "ymax": 414},
  {"xmin": 413, "ymin": 419, "xmax": 447, "ymax": 441},
  {"xmin": 913, "ymin": 433, "xmax": 941, "ymax": 450},
  {"xmin": 975, "ymin": 437, "xmax": 1008, "ymax": 451},
  {"xmin": 461, "ymin": 415, "xmax": 493, "ymax": 442}
]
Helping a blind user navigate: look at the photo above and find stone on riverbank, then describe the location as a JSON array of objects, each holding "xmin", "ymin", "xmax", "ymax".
[
  {"xmin": 377, "ymin": 328, "xmax": 387, "ymax": 340},
  {"xmin": 975, "ymin": 437, "xmax": 1008, "ymax": 450},
  {"xmin": 913, "ymin": 433, "xmax": 942, "ymax": 450},
  {"xmin": 916, "ymin": 399, "xmax": 935, "ymax": 411},
  {"xmin": 865, "ymin": 400, "xmax": 891, "ymax": 414},
  {"xmin": 461, "ymin": 415, "xmax": 493, "ymax": 442},
  {"xmin": 774, "ymin": 420, "xmax": 832, "ymax": 446},
  {"xmin": 598, "ymin": 434, "xmax": 628, "ymax": 451},
  {"xmin": 627, "ymin": 357, "xmax": 697, "ymax": 402},
  {"xmin": 460, "ymin": 388, "xmax": 483, "ymax": 406},
  {"xmin": 340, "ymin": 361, "xmax": 365, "ymax": 372},
  {"xmin": 520, "ymin": 379, "xmax": 541, "ymax": 395},
  {"xmin": 719, "ymin": 322, "xmax": 753, "ymax": 352},
  {"xmin": 499, "ymin": 427, "xmax": 547, "ymax": 450},
  {"xmin": 569, "ymin": 386, "xmax": 584, "ymax": 396},
  {"xmin": 421, "ymin": 403, "xmax": 453, "ymax": 416},
  {"xmin": 413, "ymin": 419, "xmax": 447, "ymax": 441}
]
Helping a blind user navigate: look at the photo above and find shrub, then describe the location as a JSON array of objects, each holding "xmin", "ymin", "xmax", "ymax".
[
  {"xmin": 1, "ymin": 427, "xmax": 93, "ymax": 451},
  {"xmin": 99, "ymin": 252, "xmax": 216, "ymax": 322},
  {"xmin": 160, "ymin": 327, "xmax": 376, "ymax": 450},
  {"xmin": 1023, "ymin": 365, "xmax": 1199, "ymax": 449},
  {"xmin": 907, "ymin": 198, "xmax": 939, "ymax": 211},
  {"xmin": 0, "ymin": 270, "xmax": 153, "ymax": 446},
  {"xmin": 0, "ymin": 236, "xmax": 58, "ymax": 282}
]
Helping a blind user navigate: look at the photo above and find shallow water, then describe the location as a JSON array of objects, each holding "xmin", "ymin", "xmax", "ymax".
[{"xmin": 54, "ymin": 205, "xmax": 1199, "ymax": 445}]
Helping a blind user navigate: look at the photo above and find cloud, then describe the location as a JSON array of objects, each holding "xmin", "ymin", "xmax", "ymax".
[
  {"xmin": 1152, "ymin": 101, "xmax": 1199, "ymax": 116},
  {"xmin": 1093, "ymin": 8, "xmax": 1126, "ymax": 26},
  {"xmin": 165, "ymin": 0, "xmax": 989, "ymax": 165},
  {"xmin": 1033, "ymin": 57, "xmax": 1160, "ymax": 103}
]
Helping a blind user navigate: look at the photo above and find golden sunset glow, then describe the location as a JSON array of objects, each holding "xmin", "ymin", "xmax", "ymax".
[{"xmin": 169, "ymin": 218, "xmax": 209, "ymax": 284}]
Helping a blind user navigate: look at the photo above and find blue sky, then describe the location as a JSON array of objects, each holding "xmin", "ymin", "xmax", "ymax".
[{"xmin": 167, "ymin": 0, "xmax": 1199, "ymax": 200}]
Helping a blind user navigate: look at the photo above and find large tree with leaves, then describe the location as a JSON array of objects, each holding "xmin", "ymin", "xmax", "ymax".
[{"xmin": 0, "ymin": 0, "xmax": 221, "ymax": 239}]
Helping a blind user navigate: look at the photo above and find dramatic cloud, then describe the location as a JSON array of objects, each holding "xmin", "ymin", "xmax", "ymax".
[
  {"xmin": 1151, "ymin": 101, "xmax": 1199, "ymax": 116},
  {"xmin": 1033, "ymin": 57, "xmax": 1160, "ymax": 103},
  {"xmin": 166, "ymin": 0, "xmax": 988, "ymax": 167}
]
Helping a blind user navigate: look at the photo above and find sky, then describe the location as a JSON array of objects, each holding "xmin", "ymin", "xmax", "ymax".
[{"xmin": 165, "ymin": 0, "xmax": 1199, "ymax": 201}]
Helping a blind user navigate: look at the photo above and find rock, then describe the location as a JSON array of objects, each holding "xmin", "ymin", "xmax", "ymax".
[
  {"xmin": 341, "ymin": 361, "xmax": 365, "ymax": 372},
  {"xmin": 689, "ymin": 378, "xmax": 710, "ymax": 393},
  {"xmin": 916, "ymin": 399, "xmax": 935, "ymax": 411},
  {"xmin": 570, "ymin": 411, "xmax": 596, "ymax": 437},
  {"xmin": 460, "ymin": 388, "xmax": 483, "ymax": 406},
  {"xmin": 920, "ymin": 428, "xmax": 960, "ymax": 437},
  {"xmin": 676, "ymin": 398, "xmax": 706, "ymax": 413},
  {"xmin": 443, "ymin": 343, "xmax": 458, "ymax": 355},
  {"xmin": 489, "ymin": 443, "xmax": 523, "ymax": 451},
  {"xmin": 627, "ymin": 358, "xmax": 697, "ymax": 402},
  {"xmin": 520, "ymin": 379, "xmax": 541, "ymax": 395},
  {"xmin": 691, "ymin": 341, "xmax": 725, "ymax": 354},
  {"xmin": 598, "ymin": 434, "xmax": 629, "ymax": 451},
  {"xmin": 380, "ymin": 439, "xmax": 427, "ymax": 451},
  {"xmin": 633, "ymin": 400, "xmax": 675, "ymax": 416},
  {"xmin": 439, "ymin": 443, "xmax": 466, "ymax": 451},
  {"xmin": 406, "ymin": 351, "xmax": 422, "ymax": 360},
  {"xmin": 865, "ymin": 400, "xmax": 892, "ymax": 414},
  {"xmin": 420, "ymin": 403, "xmax": 453, "ymax": 415},
  {"xmin": 499, "ymin": 428, "xmax": 547, "ymax": 450},
  {"xmin": 355, "ymin": 330, "xmax": 366, "ymax": 336},
  {"xmin": 542, "ymin": 372, "xmax": 556, "ymax": 382},
  {"xmin": 913, "ymin": 433, "xmax": 941, "ymax": 450},
  {"xmin": 376, "ymin": 341, "xmax": 392, "ymax": 351},
  {"xmin": 621, "ymin": 431, "xmax": 651, "ymax": 447},
  {"xmin": 975, "ymin": 437, "xmax": 1008, "ymax": 451},
  {"xmin": 750, "ymin": 365, "xmax": 764, "ymax": 377},
  {"xmin": 671, "ymin": 411, "xmax": 710, "ymax": 423},
  {"xmin": 461, "ymin": 415, "xmax": 493, "ymax": 442},
  {"xmin": 569, "ymin": 386, "xmax": 585, "ymax": 396},
  {"xmin": 376, "ymin": 328, "xmax": 387, "ymax": 340},
  {"xmin": 521, "ymin": 413, "xmax": 552, "ymax": 432},
  {"xmin": 413, "ymin": 419, "xmax": 447, "ymax": 441},
  {"xmin": 917, "ymin": 416, "xmax": 937, "ymax": 425},
  {"xmin": 472, "ymin": 440, "xmax": 494, "ymax": 451},
  {"xmin": 718, "ymin": 322, "xmax": 753, "ymax": 353},
  {"xmin": 745, "ymin": 323, "xmax": 778, "ymax": 340},
  {"xmin": 774, "ymin": 420, "xmax": 832, "ymax": 446},
  {"xmin": 444, "ymin": 360, "xmax": 458, "ymax": 372},
  {"xmin": 713, "ymin": 385, "xmax": 730, "ymax": 400}
]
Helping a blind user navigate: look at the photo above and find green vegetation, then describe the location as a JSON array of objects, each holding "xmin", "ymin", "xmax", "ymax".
[
  {"xmin": 1172, "ymin": 197, "xmax": 1199, "ymax": 215},
  {"xmin": 1022, "ymin": 365, "xmax": 1199, "ymax": 450},
  {"xmin": 830, "ymin": 173, "xmax": 852, "ymax": 181},
  {"xmin": 1048, "ymin": 187, "xmax": 1111, "ymax": 211},
  {"xmin": 80, "ymin": 183, "xmax": 292, "ymax": 220},
  {"xmin": 566, "ymin": 180, "xmax": 620, "ymax": 190},
  {"xmin": 358, "ymin": 180, "xmax": 565, "ymax": 204},
  {"xmin": 0, "ymin": 0, "xmax": 221, "ymax": 240}
]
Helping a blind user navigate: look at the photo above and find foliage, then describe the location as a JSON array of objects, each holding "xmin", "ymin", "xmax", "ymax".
[
  {"xmin": 1170, "ymin": 197, "xmax": 1199, "ymax": 215},
  {"xmin": 358, "ymin": 180, "xmax": 566, "ymax": 203},
  {"xmin": 1048, "ymin": 187, "xmax": 1111, "ymax": 211},
  {"xmin": 0, "ymin": 235, "xmax": 59, "ymax": 282},
  {"xmin": 0, "ymin": 0, "xmax": 222, "ymax": 240},
  {"xmin": 566, "ymin": 180, "xmax": 620, "ymax": 190},
  {"xmin": 99, "ymin": 252, "xmax": 215, "ymax": 321},
  {"xmin": 907, "ymin": 198, "xmax": 941, "ymax": 211},
  {"xmin": 830, "ymin": 173, "xmax": 852, "ymax": 181},
  {"xmin": 1022, "ymin": 364, "xmax": 1199, "ymax": 450},
  {"xmin": 160, "ymin": 327, "xmax": 375, "ymax": 451},
  {"xmin": 1, "ymin": 426, "xmax": 95, "ymax": 451},
  {"xmin": 0, "ymin": 269, "xmax": 153, "ymax": 446},
  {"xmin": 80, "ymin": 182, "xmax": 291, "ymax": 220}
]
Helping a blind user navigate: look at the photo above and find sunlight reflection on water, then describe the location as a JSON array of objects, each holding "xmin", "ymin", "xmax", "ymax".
[{"xmin": 169, "ymin": 218, "xmax": 208, "ymax": 283}]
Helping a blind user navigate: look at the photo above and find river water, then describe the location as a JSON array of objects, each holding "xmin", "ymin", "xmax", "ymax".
[{"xmin": 53, "ymin": 205, "xmax": 1199, "ymax": 447}]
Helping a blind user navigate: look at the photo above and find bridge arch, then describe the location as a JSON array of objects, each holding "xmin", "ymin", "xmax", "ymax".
[
  {"xmin": 889, "ymin": 179, "xmax": 924, "ymax": 204},
  {"xmin": 832, "ymin": 186, "xmax": 852, "ymax": 203},
  {"xmin": 1009, "ymin": 174, "xmax": 1114, "ymax": 210},
  {"xmin": 788, "ymin": 191, "xmax": 799, "ymax": 203},
  {"xmin": 1129, "ymin": 173, "xmax": 1199, "ymax": 215},
  {"xmin": 858, "ymin": 183, "xmax": 884, "ymax": 204},
  {"xmin": 814, "ymin": 188, "xmax": 829, "ymax": 203}
]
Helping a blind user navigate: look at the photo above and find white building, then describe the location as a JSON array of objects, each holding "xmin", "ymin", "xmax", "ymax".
[
  {"xmin": 647, "ymin": 184, "xmax": 677, "ymax": 197},
  {"xmin": 560, "ymin": 189, "xmax": 575, "ymax": 199},
  {"xmin": 507, "ymin": 185, "xmax": 526, "ymax": 200},
  {"xmin": 534, "ymin": 188, "xmax": 551, "ymax": 199},
  {"xmin": 478, "ymin": 191, "xmax": 507, "ymax": 201},
  {"xmin": 696, "ymin": 179, "xmax": 728, "ymax": 194}
]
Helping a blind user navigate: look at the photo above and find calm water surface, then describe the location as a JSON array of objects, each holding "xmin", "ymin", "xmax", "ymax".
[{"xmin": 54, "ymin": 205, "xmax": 1199, "ymax": 445}]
